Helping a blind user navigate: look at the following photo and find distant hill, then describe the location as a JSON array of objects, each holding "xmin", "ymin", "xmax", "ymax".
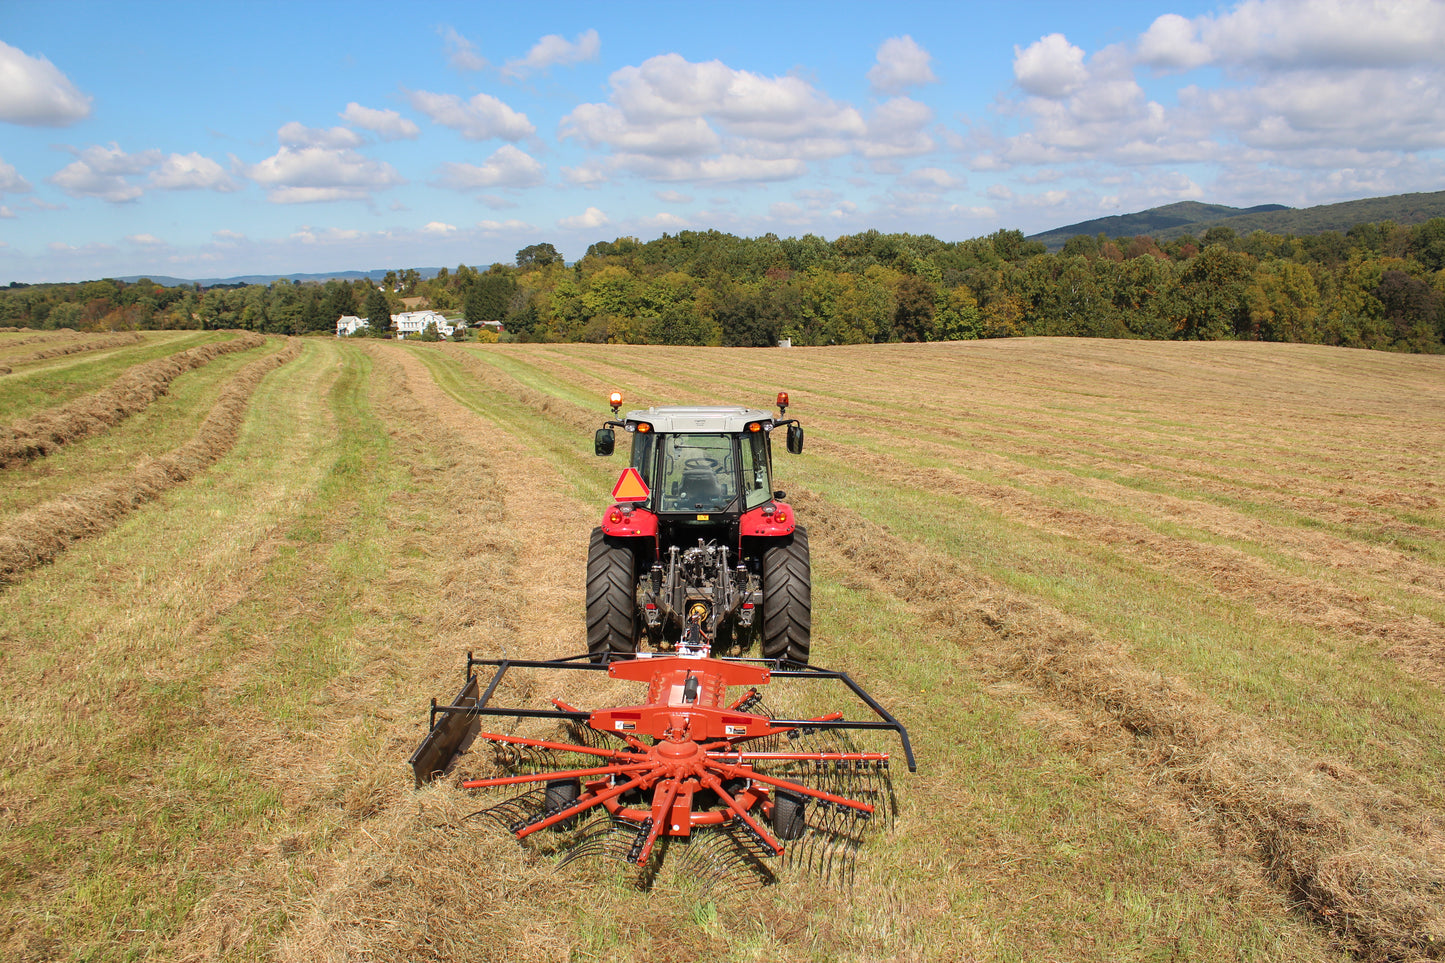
[
  {"xmin": 115, "ymin": 268, "xmax": 447, "ymax": 288},
  {"xmin": 1029, "ymin": 190, "xmax": 1445, "ymax": 250}
]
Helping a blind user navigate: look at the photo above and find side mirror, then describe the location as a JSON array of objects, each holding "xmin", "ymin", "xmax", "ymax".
[
  {"xmin": 594, "ymin": 428, "xmax": 615, "ymax": 456},
  {"xmin": 786, "ymin": 424, "xmax": 804, "ymax": 455}
]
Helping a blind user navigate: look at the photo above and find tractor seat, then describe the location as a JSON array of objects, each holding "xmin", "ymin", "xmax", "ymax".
[{"xmin": 680, "ymin": 470, "xmax": 722, "ymax": 502}]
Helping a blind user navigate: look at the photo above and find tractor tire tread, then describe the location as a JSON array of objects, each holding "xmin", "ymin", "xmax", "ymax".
[
  {"xmin": 761, "ymin": 527, "xmax": 811, "ymax": 665},
  {"xmin": 586, "ymin": 527, "xmax": 637, "ymax": 662}
]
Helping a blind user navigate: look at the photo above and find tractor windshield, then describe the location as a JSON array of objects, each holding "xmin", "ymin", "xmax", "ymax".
[{"xmin": 656, "ymin": 433, "xmax": 736, "ymax": 513}]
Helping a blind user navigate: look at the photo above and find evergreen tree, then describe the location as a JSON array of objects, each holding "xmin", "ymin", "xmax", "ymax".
[{"xmin": 365, "ymin": 287, "xmax": 392, "ymax": 338}]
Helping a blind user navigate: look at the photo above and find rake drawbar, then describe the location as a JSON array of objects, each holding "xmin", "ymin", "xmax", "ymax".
[{"xmin": 410, "ymin": 648, "xmax": 914, "ymax": 887}]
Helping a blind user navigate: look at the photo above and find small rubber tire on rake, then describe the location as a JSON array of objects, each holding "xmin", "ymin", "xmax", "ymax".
[
  {"xmin": 545, "ymin": 779, "xmax": 581, "ymax": 830},
  {"xmin": 772, "ymin": 789, "xmax": 807, "ymax": 841}
]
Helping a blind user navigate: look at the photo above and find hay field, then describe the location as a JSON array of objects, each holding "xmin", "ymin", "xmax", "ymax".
[{"xmin": 1, "ymin": 335, "xmax": 1442, "ymax": 962}]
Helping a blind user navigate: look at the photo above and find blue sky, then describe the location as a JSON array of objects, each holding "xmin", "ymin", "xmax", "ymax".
[{"xmin": 2, "ymin": 0, "xmax": 1442, "ymax": 283}]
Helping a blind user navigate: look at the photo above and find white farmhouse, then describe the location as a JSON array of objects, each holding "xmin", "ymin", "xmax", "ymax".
[
  {"xmin": 392, "ymin": 309, "xmax": 458, "ymax": 339},
  {"xmin": 336, "ymin": 315, "xmax": 369, "ymax": 337}
]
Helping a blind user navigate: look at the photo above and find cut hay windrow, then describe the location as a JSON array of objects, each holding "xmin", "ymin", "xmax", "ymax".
[
  {"xmin": 795, "ymin": 490, "xmax": 1445, "ymax": 962},
  {"xmin": 0, "ymin": 331, "xmax": 144, "ymax": 369},
  {"xmin": 0, "ymin": 332, "xmax": 264, "ymax": 468},
  {"xmin": 0, "ymin": 338, "xmax": 299, "ymax": 582},
  {"xmin": 0, "ymin": 329, "xmax": 84, "ymax": 352},
  {"xmin": 804, "ymin": 435, "xmax": 1445, "ymax": 685}
]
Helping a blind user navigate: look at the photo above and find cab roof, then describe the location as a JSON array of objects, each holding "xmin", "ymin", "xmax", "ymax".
[{"xmin": 625, "ymin": 406, "xmax": 776, "ymax": 433}]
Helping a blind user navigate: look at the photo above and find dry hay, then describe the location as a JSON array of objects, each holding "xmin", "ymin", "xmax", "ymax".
[
  {"xmin": 0, "ymin": 338, "xmax": 299, "ymax": 581},
  {"xmin": 0, "ymin": 331, "xmax": 144, "ymax": 369},
  {"xmin": 806, "ymin": 434, "xmax": 1445, "ymax": 686},
  {"xmin": 797, "ymin": 490, "xmax": 1445, "ymax": 961},
  {"xmin": 0, "ymin": 332, "xmax": 267, "ymax": 468},
  {"xmin": 168, "ymin": 342, "xmax": 616, "ymax": 961}
]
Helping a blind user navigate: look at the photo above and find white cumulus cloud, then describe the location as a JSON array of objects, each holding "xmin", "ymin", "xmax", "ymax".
[
  {"xmin": 407, "ymin": 89, "xmax": 535, "ymax": 141},
  {"xmin": 558, "ymin": 206, "xmax": 610, "ymax": 230},
  {"xmin": 1137, "ymin": 14, "xmax": 1213, "ymax": 71},
  {"xmin": 278, "ymin": 121, "xmax": 365, "ymax": 150},
  {"xmin": 434, "ymin": 144, "xmax": 545, "ymax": 191},
  {"xmin": 504, "ymin": 29, "xmax": 600, "ymax": 77},
  {"xmin": 558, "ymin": 53, "xmax": 877, "ymax": 185},
  {"xmin": 1013, "ymin": 33, "xmax": 1089, "ymax": 98},
  {"xmin": 440, "ymin": 27, "xmax": 487, "ymax": 72},
  {"xmin": 868, "ymin": 36, "xmax": 938, "ymax": 95},
  {"xmin": 244, "ymin": 145, "xmax": 404, "ymax": 203},
  {"xmin": 0, "ymin": 157, "xmax": 32, "ymax": 197},
  {"xmin": 49, "ymin": 143, "xmax": 161, "ymax": 202},
  {"xmin": 340, "ymin": 103, "xmax": 420, "ymax": 140},
  {"xmin": 0, "ymin": 40, "xmax": 91, "ymax": 127},
  {"xmin": 150, "ymin": 152, "xmax": 239, "ymax": 192}
]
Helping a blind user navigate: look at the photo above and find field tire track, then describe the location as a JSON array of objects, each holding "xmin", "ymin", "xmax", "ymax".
[
  {"xmin": 266, "ymin": 343, "xmax": 613, "ymax": 963},
  {"xmin": 794, "ymin": 488, "xmax": 1445, "ymax": 961},
  {"xmin": 0, "ymin": 331, "xmax": 266, "ymax": 468},
  {"xmin": 0, "ymin": 337, "xmax": 298, "ymax": 582}
]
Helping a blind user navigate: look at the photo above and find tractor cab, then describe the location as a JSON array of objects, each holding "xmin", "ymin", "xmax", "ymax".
[
  {"xmin": 589, "ymin": 393, "xmax": 810, "ymax": 665},
  {"xmin": 610, "ymin": 407, "xmax": 779, "ymax": 517}
]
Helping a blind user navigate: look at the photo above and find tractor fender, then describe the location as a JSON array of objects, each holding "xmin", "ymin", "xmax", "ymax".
[
  {"xmin": 600, "ymin": 504, "xmax": 658, "ymax": 538},
  {"xmin": 738, "ymin": 502, "xmax": 796, "ymax": 539}
]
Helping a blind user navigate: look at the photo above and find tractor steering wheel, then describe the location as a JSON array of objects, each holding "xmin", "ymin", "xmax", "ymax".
[{"xmin": 684, "ymin": 457, "xmax": 720, "ymax": 470}]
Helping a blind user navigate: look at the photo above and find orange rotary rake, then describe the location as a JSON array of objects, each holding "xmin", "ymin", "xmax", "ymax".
[{"xmin": 411, "ymin": 646, "xmax": 914, "ymax": 889}]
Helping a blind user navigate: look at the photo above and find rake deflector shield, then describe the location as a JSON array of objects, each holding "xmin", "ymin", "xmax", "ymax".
[{"xmin": 411, "ymin": 651, "xmax": 912, "ymax": 889}]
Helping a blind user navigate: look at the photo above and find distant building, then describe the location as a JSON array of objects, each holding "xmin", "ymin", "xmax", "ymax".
[
  {"xmin": 392, "ymin": 309, "xmax": 459, "ymax": 339},
  {"xmin": 336, "ymin": 315, "xmax": 368, "ymax": 337}
]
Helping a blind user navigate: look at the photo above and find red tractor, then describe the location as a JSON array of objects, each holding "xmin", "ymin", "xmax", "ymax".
[{"xmin": 590, "ymin": 392, "xmax": 810, "ymax": 665}]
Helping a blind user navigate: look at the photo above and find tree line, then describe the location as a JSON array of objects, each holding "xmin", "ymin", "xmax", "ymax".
[{"xmin": 3, "ymin": 222, "xmax": 1443, "ymax": 352}]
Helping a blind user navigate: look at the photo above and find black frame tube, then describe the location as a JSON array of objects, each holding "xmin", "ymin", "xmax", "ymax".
[{"xmin": 423, "ymin": 652, "xmax": 917, "ymax": 772}]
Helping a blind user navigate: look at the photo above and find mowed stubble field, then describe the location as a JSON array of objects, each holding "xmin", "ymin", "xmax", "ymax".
[{"xmin": 1, "ymin": 329, "xmax": 1442, "ymax": 962}]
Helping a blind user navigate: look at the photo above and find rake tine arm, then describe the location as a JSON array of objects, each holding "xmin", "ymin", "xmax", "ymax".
[
  {"xmin": 709, "ymin": 761, "xmax": 875, "ymax": 814},
  {"xmin": 473, "ymin": 730, "xmax": 633, "ymax": 760},
  {"xmin": 699, "ymin": 771, "xmax": 784, "ymax": 857},
  {"xmin": 635, "ymin": 778, "xmax": 681, "ymax": 865},
  {"xmin": 515, "ymin": 770, "xmax": 656, "ymax": 840},
  {"xmin": 711, "ymin": 751, "xmax": 889, "ymax": 763},
  {"xmin": 726, "ymin": 687, "xmax": 759, "ymax": 710},
  {"xmin": 462, "ymin": 761, "xmax": 651, "ymax": 790}
]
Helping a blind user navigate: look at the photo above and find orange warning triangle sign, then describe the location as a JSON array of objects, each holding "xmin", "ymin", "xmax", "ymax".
[{"xmin": 612, "ymin": 467, "xmax": 651, "ymax": 502}]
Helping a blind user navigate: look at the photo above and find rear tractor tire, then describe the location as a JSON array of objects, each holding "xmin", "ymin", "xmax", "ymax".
[
  {"xmin": 586, "ymin": 527, "xmax": 638, "ymax": 663},
  {"xmin": 760, "ymin": 527, "xmax": 811, "ymax": 666}
]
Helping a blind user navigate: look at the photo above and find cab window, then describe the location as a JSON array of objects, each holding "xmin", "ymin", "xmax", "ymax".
[
  {"xmin": 629, "ymin": 431, "xmax": 656, "ymax": 491},
  {"xmin": 739, "ymin": 431, "xmax": 771, "ymax": 510}
]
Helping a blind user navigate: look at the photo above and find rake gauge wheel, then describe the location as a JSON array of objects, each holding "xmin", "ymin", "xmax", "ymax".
[
  {"xmin": 586, "ymin": 527, "xmax": 638, "ymax": 663},
  {"xmin": 761, "ymin": 527, "xmax": 811, "ymax": 665},
  {"xmin": 772, "ymin": 789, "xmax": 807, "ymax": 841},
  {"xmin": 545, "ymin": 778, "xmax": 581, "ymax": 831}
]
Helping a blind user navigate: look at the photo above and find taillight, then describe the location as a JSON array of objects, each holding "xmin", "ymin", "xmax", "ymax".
[{"xmin": 608, "ymin": 509, "xmax": 623, "ymax": 524}]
